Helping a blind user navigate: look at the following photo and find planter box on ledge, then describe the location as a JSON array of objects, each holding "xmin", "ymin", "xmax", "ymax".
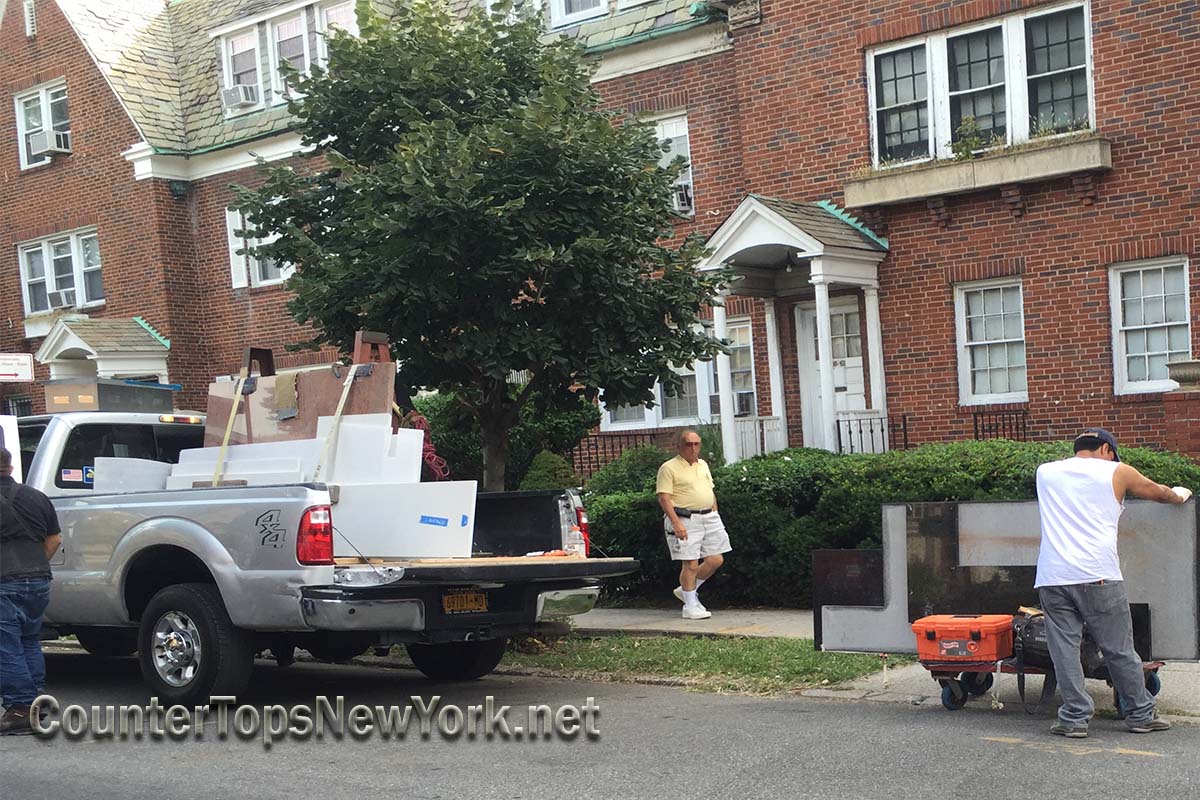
[{"xmin": 844, "ymin": 136, "xmax": 1112, "ymax": 209}]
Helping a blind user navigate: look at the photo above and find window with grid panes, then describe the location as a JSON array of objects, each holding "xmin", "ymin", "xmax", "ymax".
[
  {"xmin": 656, "ymin": 115, "xmax": 694, "ymax": 215},
  {"xmin": 948, "ymin": 27, "xmax": 1006, "ymax": 144},
  {"xmin": 1026, "ymin": 7, "xmax": 1089, "ymax": 133},
  {"xmin": 661, "ymin": 368, "xmax": 699, "ymax": 420},
  {"xmin": 874, "ymin": 45, "xmax": 929, "ymax": 162},
  {"xmin": 607, "ymin": 403, "xmax": 647, "ymax": 424},
  {"xmin": 228, "ymin": 31, "xmax": 259, "ymax": 88},
  {"xmin": 1114, "ymin": 262, "xmax": 1190, "ymax": 390},
  {"xmin": 272, "ymin": 15, "xmax": 308, "ymax": 96},
  {"xmin": 18, "ymin": 229, "xmax": 104, "ymax": 315},
  {"xmin": 867, "ymin": 3, "xmax": 1093, "ymax": 165},
  {"xmin": 958, "ymin": 283, "xmax": 1026, "ymax": 402},
  {"xmin": 16, "ymin": 82, "xmax": 68, "ymax": 169},
  {"xmin": 710, "ymin": 322, "xmax": 756, "ymax": 417}
]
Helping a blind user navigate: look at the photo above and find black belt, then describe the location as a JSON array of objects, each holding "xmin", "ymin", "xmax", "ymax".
[{"xmin": 674, "ymin": 507, "xmax": 714, "ymax": 517}]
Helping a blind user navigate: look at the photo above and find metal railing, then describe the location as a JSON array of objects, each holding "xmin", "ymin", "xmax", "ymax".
[
  {"xmin": 835, "ymin": 411, "xmax": 909, "ymax": 454},
  {"xmin": 973, "ymin": 409, "xmax": 1029, "ymax": 441}
]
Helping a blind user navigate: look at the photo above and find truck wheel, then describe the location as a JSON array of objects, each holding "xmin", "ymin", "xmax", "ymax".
[
  {"xmin": 75, "ymin": 627, "xmax": 138, "ymax": 657},
  {"xmin": 304, "ymin": 634, "xmax": 372, "ymax": 663},
  {"xmin": 137, "ymin": 583, "xmax": 254, "ymax": 705},
  {"xmin": 406, "ymin": 638, "xmax": 508, "ymax": 681}
]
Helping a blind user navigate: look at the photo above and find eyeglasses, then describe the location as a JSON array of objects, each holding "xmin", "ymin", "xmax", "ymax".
[{"xmin": 681, "ymin": 442, "xmax": 702, "ymax": 447}]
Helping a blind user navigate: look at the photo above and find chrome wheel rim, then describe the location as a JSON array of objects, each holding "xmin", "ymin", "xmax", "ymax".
[{"xmin": 152, "ymin": 611, "xmax": 202, "ymax": 688}]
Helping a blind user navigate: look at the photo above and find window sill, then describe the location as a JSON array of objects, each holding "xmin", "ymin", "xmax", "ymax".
[
  {"xmin": 1114, "ymin": 382, "xmax": 1177, "ymax": 400},
  {"xmin": 958, "ymin": 394, "xmax": 1029, "ymax": 409},
  {"xmin": 844, "ymin": 135, "xmax": 1112, "ymax": 208}
]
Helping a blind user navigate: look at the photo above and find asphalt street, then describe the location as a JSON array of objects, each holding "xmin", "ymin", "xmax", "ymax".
[{"xmin": 2, "ymin": 651, "xmax": 1199, "ymax": 799}]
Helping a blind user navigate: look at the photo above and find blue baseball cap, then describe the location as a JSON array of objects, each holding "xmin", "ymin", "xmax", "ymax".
[{"xmin": 1074, "ymin": 428, "xmax": 1120, "ymax": 462}]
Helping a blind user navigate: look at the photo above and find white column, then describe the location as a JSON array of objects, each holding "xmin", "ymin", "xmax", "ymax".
[
  {"xmin": 813, "ymin": 277, "xmax": 838, "ymax": 452},
  {"xmin": 763, "ymin": 299, "xmax": 787, "ymax": 444},
  {"xmin": 864, "ymin": 285, "xmax": 887, "ymax": 414},
  {"xmin": 712, "ymin": 295, "xmax": 739, "ymax": 464}
]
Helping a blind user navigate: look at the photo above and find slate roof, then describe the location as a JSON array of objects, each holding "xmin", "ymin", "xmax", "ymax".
[
  {"xmin": 61, "ymin": 318, "xmax": 170, "ymax": 353},
  {"xmin": 57, "ymin": 0, "xmax": 720, "ymax": 155},
  {"xmin": 750, "ymin": 196, "xmax": 889, "ymax": 252}
]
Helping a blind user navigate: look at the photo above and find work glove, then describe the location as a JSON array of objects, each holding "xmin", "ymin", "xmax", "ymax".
[{"xmin": 1172, "ymin": 486, "xmax": 1193, "ymax": 502}]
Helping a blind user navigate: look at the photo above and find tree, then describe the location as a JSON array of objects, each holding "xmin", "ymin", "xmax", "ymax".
[{"xmin": 234, "ymin": 0, "xmax": 729, "ymax": 490}]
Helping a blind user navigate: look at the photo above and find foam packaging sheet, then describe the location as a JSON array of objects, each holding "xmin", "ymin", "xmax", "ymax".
[{"xmin": 333, "ymin": 481, "xmax": 477, "ymax": 558}]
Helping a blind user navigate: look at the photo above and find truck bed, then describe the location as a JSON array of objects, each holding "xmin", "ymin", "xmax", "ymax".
[{"xmin": 332, "ymin": 555, "xmax": 639, "ymax": 584}]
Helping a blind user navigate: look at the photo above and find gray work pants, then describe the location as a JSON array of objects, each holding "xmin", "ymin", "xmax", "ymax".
[{"xmin": 1038, "ymin": 581, "xmax": 1155, "ymax": 728}]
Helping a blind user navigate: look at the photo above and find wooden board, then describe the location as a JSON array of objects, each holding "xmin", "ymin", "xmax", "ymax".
[{"xmin": 334, "ymin": 555, "xmax": 593, "ymax": 566}]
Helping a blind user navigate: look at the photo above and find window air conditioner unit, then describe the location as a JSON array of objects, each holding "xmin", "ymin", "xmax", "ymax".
[
  {"xmin": 47, "ymin": 289, "xmax": 77, "ymax": 310},
  {"xmin": 673, "ymin": 183, "xmax": 694, "ymax": 214},
  {"xmin": 28, "ymin": 129, "xmax": 72, "ymax": 157},
  {"xmin": 221, "ymin": 84, "xmax": 259, "ymax": 110}
]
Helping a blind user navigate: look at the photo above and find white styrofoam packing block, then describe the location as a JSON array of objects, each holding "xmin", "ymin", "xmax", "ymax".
[
  {"xmin": 92, "ymin": 457, "xmax": 172, "ymax": 494},
  {"xmin": 332, "ymin": 481, "xmax": 477, "ymax": 558}
]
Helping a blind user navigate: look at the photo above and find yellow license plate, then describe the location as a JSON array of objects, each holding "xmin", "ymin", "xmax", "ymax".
[{"xmin": 442, "ymin": 592, "xmax": 488, "ymax": 614}]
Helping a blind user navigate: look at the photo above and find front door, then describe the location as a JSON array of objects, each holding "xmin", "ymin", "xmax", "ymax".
[{"xmin": 795, "ymin": 301, "xmax": 866, "ymax": 450}]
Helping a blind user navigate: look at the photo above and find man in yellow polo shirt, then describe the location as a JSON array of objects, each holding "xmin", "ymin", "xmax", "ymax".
[{"xmin": 656, "ymin": 430, "xmax": 732, "ymax": 620}]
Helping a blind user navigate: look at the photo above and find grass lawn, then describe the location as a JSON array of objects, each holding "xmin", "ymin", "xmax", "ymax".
[{"xmin": 500, "ymin": 634, "xmax": 910, "ymax": 695}]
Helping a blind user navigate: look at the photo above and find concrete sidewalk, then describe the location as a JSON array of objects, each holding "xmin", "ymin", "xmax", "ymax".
[
  {"xmin": 574, "ymin": 606, "xmax": 1200, "ymax": 719},
  {"xmin": 574, "ymin": 607, "xmax": 814, "ymax": 639}
]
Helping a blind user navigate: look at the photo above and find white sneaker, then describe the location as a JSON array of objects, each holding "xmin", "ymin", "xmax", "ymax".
[
  {"xmin": 673, "ymin": 586, "xmax": 685, "ymax": 603},
  {"xmin": 682, "ymin": 603, "xmax": 711, "ymax": 620}
]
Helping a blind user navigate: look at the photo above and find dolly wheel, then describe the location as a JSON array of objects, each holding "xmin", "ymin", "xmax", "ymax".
[
  {"xmin": 962, "ymin": 672, "xmax": 994, "ymax": 697},
  {"xmin": 941, "ymin": 680, "xmax": 968, "ymax": 711}
]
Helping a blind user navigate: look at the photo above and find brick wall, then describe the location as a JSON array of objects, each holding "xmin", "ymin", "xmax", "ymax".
[
  {"xmin": 591, "ymin": 0, "xmax": 1200, "ymax": 455},
  {"xmin": 0, "ymin": 3, "xmax": 329, "ymax": 413}
]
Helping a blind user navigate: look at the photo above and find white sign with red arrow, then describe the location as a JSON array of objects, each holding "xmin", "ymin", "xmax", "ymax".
[{"xmin": 0, "ymin": 353, "xmax": 35, "ymax": 383}]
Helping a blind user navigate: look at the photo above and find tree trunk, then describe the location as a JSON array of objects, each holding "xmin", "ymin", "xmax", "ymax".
[{"xmin": 480, "ymin": 416, "xmax": 510, "ymax": 493}]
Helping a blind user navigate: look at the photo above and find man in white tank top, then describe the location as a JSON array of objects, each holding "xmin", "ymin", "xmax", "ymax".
[{"xmin": 1036, "ymin": 428, "xmax": 1192, "ymax": 738}]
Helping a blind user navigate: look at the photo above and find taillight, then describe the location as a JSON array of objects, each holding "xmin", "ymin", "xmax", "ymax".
[
  {"xmin": 297, "ymin": 505, "xmax": 334, "ymax": 565},
  {"xmin": 574, "ymin": 506, "xmax": 591, "ymax": 557}
]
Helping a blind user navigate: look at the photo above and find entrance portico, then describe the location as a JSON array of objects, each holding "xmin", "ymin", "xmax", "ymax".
[{"xmin": 700, "ymin": 196, "xmax": 889, "ymax": 458}]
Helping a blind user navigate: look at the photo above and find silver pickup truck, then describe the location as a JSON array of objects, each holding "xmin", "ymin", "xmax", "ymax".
[{"xmin": 15, "ymin": 412, "xmax": 636, "ymax": 704}]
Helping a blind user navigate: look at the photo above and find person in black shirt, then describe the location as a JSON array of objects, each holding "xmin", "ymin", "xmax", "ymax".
[{"xmin": 0, "ymin": 446, "xmax": 61, "ymax": 736}]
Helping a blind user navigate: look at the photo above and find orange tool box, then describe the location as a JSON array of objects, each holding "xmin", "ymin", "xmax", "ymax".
[{"xmin": 912, "ymin": 614, "xmax": 1015, "ymax": 662}]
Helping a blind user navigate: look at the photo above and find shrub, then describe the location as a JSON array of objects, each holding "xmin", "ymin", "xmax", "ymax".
[
  {"xmin": 519, "ymin": 451, "xmax": 580, "ymax": 490},
  {"xmin": 584, "ymin": 439, "xmax": 1200, "ymax": 608},
  {"xmin": 585, "ymin": 444, "xmax": 670, "ymax": 496}
]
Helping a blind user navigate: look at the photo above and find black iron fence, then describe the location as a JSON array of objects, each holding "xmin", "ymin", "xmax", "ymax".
[
  {"xmin": 972, "ymin": 409, "xmax": 1029, "ymax": 441},
  {"xmin": 835, "ymin": 413, "xmax": 910, "ymax": 454}
]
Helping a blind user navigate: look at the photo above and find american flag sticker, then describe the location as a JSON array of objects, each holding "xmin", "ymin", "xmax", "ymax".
[{"xmin": 61, "ymin": 468, "xmax": 84, "ymax": 482}]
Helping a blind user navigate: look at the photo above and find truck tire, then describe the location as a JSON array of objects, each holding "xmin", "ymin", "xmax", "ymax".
[
  {"xmin": 304, "ymin": 634, "xmax": 372, "ymax": 663},
  {"xmin": 75, "ymin": 627, "xmax": 138, "ymax": 658},
  {"xmin": 137, "ymin": 583, "xmax": 254, "ymax": 705},
  {"xmin": 406, "ymin": 638, "xmax": 508, "ymax": 681}
]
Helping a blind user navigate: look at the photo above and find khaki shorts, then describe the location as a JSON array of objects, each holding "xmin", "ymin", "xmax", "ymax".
[{"xmin": 664, "ymin": 511, "xmax": 732, "ymax": 561}]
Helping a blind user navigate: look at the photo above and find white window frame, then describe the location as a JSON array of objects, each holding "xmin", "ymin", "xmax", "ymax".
[
  {"xmin": 226, "ymin": 207, "xmax": 293, "ymax": 289},
  {"xmin": 549, "ymin": 0, "xmax": 606, "ymax": 29},
  {"xmin": 17, "ymin": 227, "xmax": 105, "ymax": 317},
  {"xmin": 654, "ymin": 113, "xmax": 695, "ymax": 217},
  {"xmin": 318, "ymin": 1, "xmax": 359, "ymax": 64},
  {"xmin": 14, "ymin": 79, "xmax": 68, "ymax": 170},
  {"xmin": 268, "ymin": 11, "xmax": 312, "ymax": 103},
  {"xmin": 601, "ymin": 400, "xmax": 652, "ymax": 430},
  {"xmin": 708, "ymin": 319, "xmax": 757, "ymax": 418},
  {"xmin": 866, "ymin": 0, "xmax": 1094, "ymax": 167},
  {"xmin": 1109, "ymin": 257, "xmax": 1192, "ymax": 396},
  {"xmin": 954, "ymin": 278, "xmax": 1028, "ymax": 405},
  {"xmin": 221, "ymin": 27, "xmax": 265, "ymax": 116}
]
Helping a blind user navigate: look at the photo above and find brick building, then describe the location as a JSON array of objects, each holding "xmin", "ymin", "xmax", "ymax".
[{"xmin": 2, "ymin": 0, "xmax": 1197, "ymax": 470}]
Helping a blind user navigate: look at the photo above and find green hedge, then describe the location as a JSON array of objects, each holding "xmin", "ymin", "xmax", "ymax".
[
  {"xmin": 519, "ymin": 451, "xmax": 580, "ymax": 490},
  {"xmin": 586, "ymin": 440, "xmax": 1200, "ymax": 607}
]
